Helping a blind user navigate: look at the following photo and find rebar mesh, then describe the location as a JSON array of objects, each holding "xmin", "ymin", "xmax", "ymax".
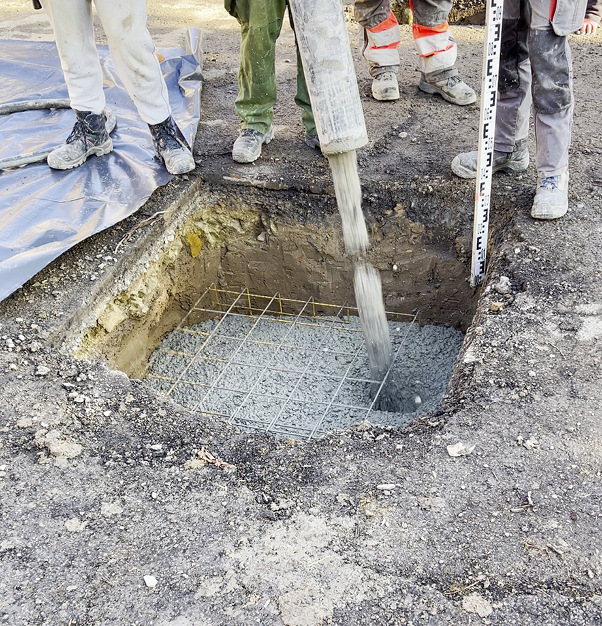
[{"xmin": 144, "ymin": 284, "xmax": 420, "ymax": 440}]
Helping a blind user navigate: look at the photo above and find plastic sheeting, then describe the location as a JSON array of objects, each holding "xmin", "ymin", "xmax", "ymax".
[{"xmin": 0, "ymin": 32, "xmax": 203, "ymax": 303}]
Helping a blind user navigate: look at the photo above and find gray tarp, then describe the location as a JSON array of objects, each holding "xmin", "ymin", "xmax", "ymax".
[{"xmin": 0, "ymin": 32, "xmax": 203, "ymax": 303}]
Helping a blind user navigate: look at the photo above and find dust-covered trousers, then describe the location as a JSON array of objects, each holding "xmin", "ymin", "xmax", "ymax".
[
  {"xmin": 225, "ymin": 0, "xmax": 316, "ymax": 135},
  {"xmin": 354, "ymin": 0, "xmax": 458, "ymax": 82},
  {"xmin": 41, "ymin": 0, "xmax": 171, "ymax": 125},
  {"xmin": 496, "ymin": 0, "xmax": 589, "ymax": 176}
]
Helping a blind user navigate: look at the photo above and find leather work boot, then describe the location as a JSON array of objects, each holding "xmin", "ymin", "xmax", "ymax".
[
  {"xmin": 47, "ymin": 110, "xmax": 112, "ymax": 170},
  {"xmin": 531, "ymin": 172, "xmax": 569, "ymax": 220},
  {"xmin": 304, "ymin": 133, "xmax": 322, "ymax": 153},
  {"xmin": 451, "ymin": 144, "xmax": 530, "ymax": 179},
  {"xmin": 148, "ymin": 117, "xmax": 195, "ymax": 175},
  {"xmin": 419, "ymin": 74, "xmax": 476, "ymax": 106},
  {"xmin": 232, "ymin": 127, "xmax": 274, "ymax": 163},
  {"xmin": 372, "ymin": 72, "xmax": 400, "ymax": 101}
]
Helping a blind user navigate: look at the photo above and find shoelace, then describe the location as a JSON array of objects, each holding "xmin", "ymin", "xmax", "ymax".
[
  {"xmin": 67, "ymin": 116, "xmax": 106, "ymax": 145},
  {"xmin": 540, "ymin": 176, "xmax": 559, "ymax": 190},
  {"xmin": 66, "ymin": 120, "xmax": 88, "ymax": 145},
  {"xmin": 240, "ymin": 129, "xmax": 262, "ymax": 138},
  {"xmin": 154, "ymin": 123, "xmax": 182, "ymax": 151}
]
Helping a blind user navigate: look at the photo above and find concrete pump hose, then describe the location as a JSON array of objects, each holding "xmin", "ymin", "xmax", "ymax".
[
  {"xmin": 0, "ymin": 98, "xmax": 71, "ymax": 115},
  {"xmin": 287, "ymin": 0, "xmax": 368, "ymax": 154}
]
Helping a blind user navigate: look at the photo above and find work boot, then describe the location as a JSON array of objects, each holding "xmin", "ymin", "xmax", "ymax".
[
  {"xmin": 372, "ymin": 72, "xmax": 400, "ymax": 101},
  {"xmin": 304, "ymin": 133, "xmax": 322, "ymax": 153},
  {"xmin": 531, "ymin": 172, "xmax": 569, "ymax": 220},
  {"xmin": 148, "ymin": 116, "xmax": 195, "ymax": 175},
  {"xmin": 451, "ymin": 144, "xmax": 530, "ymax": 179},
  {"xmin": 419, "ymin": 74, "xmax": 476, "ymax": 106},
  {"xmin": 232, "ymin": 127, "xmax": 274, "ymax": 163},
  {"xmin": 47, "ymin": 110, "xmax": 112, "ymax": 170}
]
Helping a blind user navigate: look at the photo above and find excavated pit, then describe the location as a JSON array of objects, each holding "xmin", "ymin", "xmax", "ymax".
[{"xmin": 72, "ymin": 175, "xmax": 479, "ymax": 439}]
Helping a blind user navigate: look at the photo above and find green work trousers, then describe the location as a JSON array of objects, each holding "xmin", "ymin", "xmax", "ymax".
[{"xmin": 225, "ymin": 0, "xmax": 316, "ymax": 135}]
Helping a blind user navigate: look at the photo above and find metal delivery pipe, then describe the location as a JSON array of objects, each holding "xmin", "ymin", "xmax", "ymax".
[{"xmin": 288, "ymin": 0, "xmax": 368, "ymax": 155}]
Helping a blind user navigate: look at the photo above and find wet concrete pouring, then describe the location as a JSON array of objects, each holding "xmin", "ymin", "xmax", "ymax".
[{"xmin": 1, "ymin": 2, "xmax": 602, "ymax": 625}]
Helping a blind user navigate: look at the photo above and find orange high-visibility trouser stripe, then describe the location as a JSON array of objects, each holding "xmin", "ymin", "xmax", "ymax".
[
  {"xmin": 368, "ymin": 10, "xmax": 398, "ymax": 33},
  {"xmin": 366, "ymin": 11, "xmax": 400, "ymax": 51},
  {"xmin": 411, "ymin": 22, "xmax": 454, "ymax": 57}
]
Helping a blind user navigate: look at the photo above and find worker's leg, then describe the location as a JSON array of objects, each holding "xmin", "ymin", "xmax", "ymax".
[
  {"xmin": 41, "ymin": 0, "xmax": 106, "ymax": 114},
  {"xmin": 43, "ymin": 0, "xmax": 113, "ymax": 169},
  {"xmin": 528, "ymin": 0, "xmax": 573, "ymax": 178},
  {"xmin": 412, "ymin": 0, "xmax": 476, "ymax": 105},
  {"xmin": 293, "ymin": 46, "xmax": 317, "ymax": 137},
  {"xmin": 94, "ymin": 0, "xmax": 193, "ymax": 173},
  {"xmin": 528, "ymin": 0, "xmax": 574, "ymax": 218},
  {"xmin": 494, "ymin": 0, "xmax": 531, "ymax": 154},
  {"xmin": 450, "ymin": 0, "xmax": 529, "ymax": 178},
  {"xmin": 226, "ymin": 0, "xmax": 286, "ymax": 162},
  {"xmin": 411, "ymin": 0, "xmax": 455, "ymax": 82},
  {"xmin": 354, "ymin": 0, "xmax": 401, "ymax": 100},
  {"xmin": 354, "ymin": 0, "xmax": 400, "ymax": 78},
  {"xmin": 93, "ymin": 0, "xmax": 170, "ymax": 125},
  {"xmin": 227, "ymin": 0, "xmax": 286, "ymax": 134}
]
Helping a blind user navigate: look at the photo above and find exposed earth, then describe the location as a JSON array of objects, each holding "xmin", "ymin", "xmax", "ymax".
[{"xmin": 1, "ymin": 2, "xmax": 602, "ymax": 625}]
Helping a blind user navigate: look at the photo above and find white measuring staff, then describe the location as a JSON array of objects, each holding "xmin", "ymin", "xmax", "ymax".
[{"xmin": 471, "ymin": 0, "xmax": 504, "ymax": 287}]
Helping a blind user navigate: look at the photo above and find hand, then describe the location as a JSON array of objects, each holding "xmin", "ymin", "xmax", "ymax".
[{"xmin": 576, "ymin": 18, "xmax": 599, "ymax": 35}]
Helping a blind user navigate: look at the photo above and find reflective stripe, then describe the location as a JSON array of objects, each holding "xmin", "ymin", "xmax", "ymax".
[
  {"xmin": 363, "ymin": 10, "xmax": 400, "ymax": 67},
  {"xmin": 412, "ymin": 21, "xmax": 450, "ymax": 40},
  {"xmin": 364, "ymin": 46, "xmax": 400, "ymax": 66},
  {"xmin": 418, "ymin": 44, "xmax": 456, "ymax": 74},
  {"xmin": 414, "ymin": 30, "xmax": 453, "ymax": 57},
  {"xmin": 368, "ymin": 10, "xmax": 399, "ymax": 33},
  {"xmin": 366, "ymin": 26, "xmax": 401, "ymax": 48}
]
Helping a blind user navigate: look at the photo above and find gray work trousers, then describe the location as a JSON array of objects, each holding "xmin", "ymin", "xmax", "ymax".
[
  {"xmin": 354, "ymin": 0, "xmax": 457, "ymax": 81},
  {"xmin": 496, "ymin": 0, "xmax": 587, "ymax": 176}
]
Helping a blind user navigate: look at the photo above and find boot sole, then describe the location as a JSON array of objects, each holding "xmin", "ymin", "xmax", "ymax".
[
  {"xmin": 418, "ymin": 79, "xmax": 477, "ymax": 106},
  {"xmin": 372, "ymin": 86, "xmax": 400, "ymax": 101},
  {"xmin": 48, "ymin": 139, "xmax": 113, "ymax": 171},
  {"xmin": 372, "ymin": 90, "xmax": 400, "ymax": 102},
  {"xmin": 531, "ymin": 206, "xmax": 568, "ymax": 220},
  {"xmin": 232, "ymin": 128, "xmax": 274, "ymax": 164}
]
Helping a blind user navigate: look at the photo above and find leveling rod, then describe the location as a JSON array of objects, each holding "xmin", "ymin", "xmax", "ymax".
[{"xmin": 471, "ymin": 0, "xmax": 504, "ymax": 287}]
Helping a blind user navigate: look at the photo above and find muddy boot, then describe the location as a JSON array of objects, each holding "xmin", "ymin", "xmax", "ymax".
[
  {"xmin": 531, "ymin": 172, "xmax": 569, "ymax": 220},
  {"xmin": 419, "ymin": 74, "xmax": 476, "ymax": 106},
  {"xmin": 304, "ymin": 133, "xmax": 322, "ymax": 153},
  {"xmin": 372, "ymin": 72, "xmax": 400, "ymax": 101},
  {"xmin": 451, "ymin": 144, "xmax": 529, "ymax": 179},
  {"xmin": 47, "ymin": 110, "xmax": 112, "ymax": 170},
  {"xmin": 148, "ymin": 117, "xmax": 195, "ymax": 175},
  {"xmin": 232, "ymin": 127, "xmax": 274, "ymax": 163}
]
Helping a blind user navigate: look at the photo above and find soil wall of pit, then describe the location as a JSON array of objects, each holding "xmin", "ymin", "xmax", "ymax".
[{"xmin": 71, "ymin": 177, "xmax": 478, "ymax": 378}]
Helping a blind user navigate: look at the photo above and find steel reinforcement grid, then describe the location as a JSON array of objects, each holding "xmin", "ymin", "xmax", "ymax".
[{"xmin": 145, "ymin": 285, "xmax": 420, "ymax": 440}]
